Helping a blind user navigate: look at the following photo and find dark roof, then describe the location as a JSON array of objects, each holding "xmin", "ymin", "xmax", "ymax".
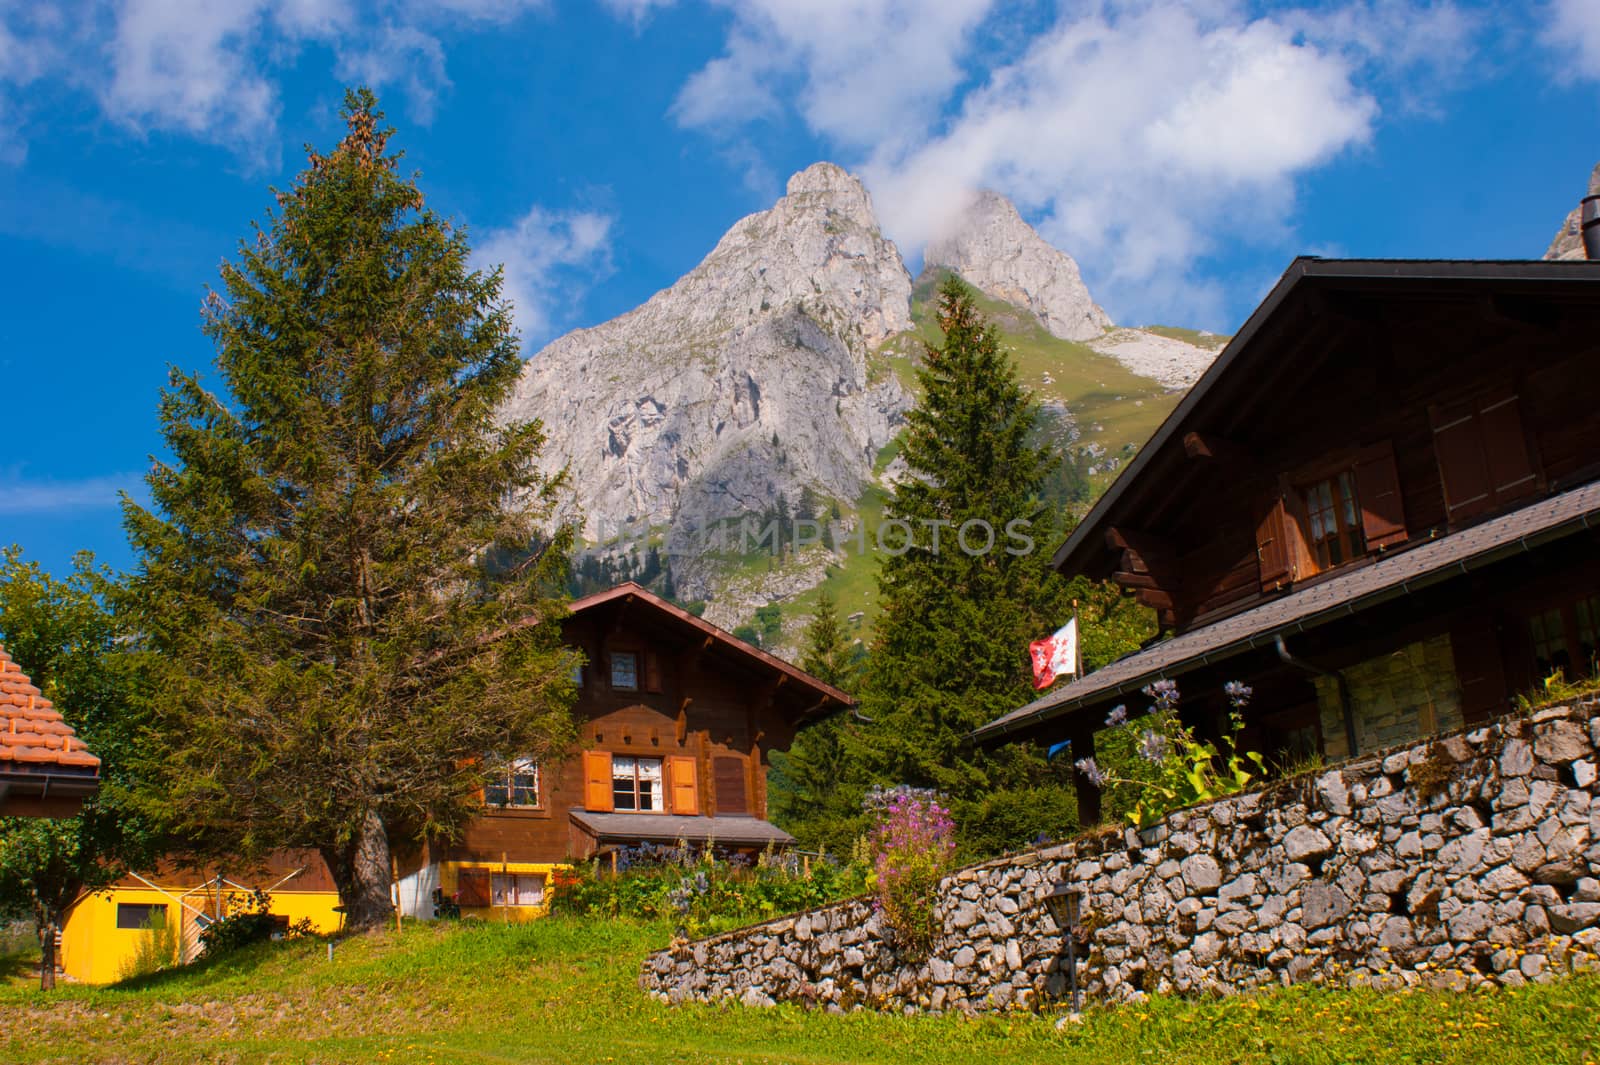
[
  {"xmin": 569, "ymin": 810, "xmax": 795, "ymax": 847},
  {"xmin": 567, "ymin": 582, "xmax": 854, "ymax": 715},
  {"xmin": 975, "ymin": 477, "xmax": 1600, "ymax": 743},
  {"xmin": 1051, "ymin": 257, "xmax": 1600, "ymax": 577}
]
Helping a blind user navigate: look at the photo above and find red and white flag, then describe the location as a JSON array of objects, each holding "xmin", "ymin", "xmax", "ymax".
[{"xmin": 1029, "ymin": 617, "xmax": 1078, "ymax": 690}]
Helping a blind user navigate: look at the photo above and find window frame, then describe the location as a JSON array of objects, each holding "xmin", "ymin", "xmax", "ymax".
[
  {"xmin": 484, "ymin": 757, "xmax": 541, "ymax": 809},
  {"xmin": 116, "ymin": 902, "xmax": 168, "ymax": 931},
  {"xmin": 490, "ymin": 871, "xmax": 547, "ymax": 908},
  {"xmin": 610, "ymin": 753, "xmax": 665, "ymax": 813},
  {"xmin": 1299, "ymin": 468, "xmax": 1366, "ymax": 573},
  {"xmin": 609, "ymin": 651, "xmax": 639, "ymax": 691},
  {"xmin": 1528, "ymin": 592, "xmax": 1600, "ymax": 682}
]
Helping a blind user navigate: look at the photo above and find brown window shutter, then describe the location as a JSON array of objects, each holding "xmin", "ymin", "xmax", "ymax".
[
  {"xmin": 1477, "ymin": 393, "xmax": 1538, "ymax": 504},
  {"xmin": 1353, "ymin": 440, "xmax": 1407, "ymax": 549},
  {"xmin": 667, "ymin": 755, "xmax": 699, "ymax": 815},
  {"xmin": 643, "ymin": 651, "xmax": 663, "ymax": 693},
  {"xmin": 456, "ymin": 869, "xmax": 492, "ymax": 908},
  {"xmin": 582, "ymin": 750, "xmax": 614, "ymax": 812},
  {"xmin": 1254, "ymin": 493, "xmax": 1293, "ymax": 591},
  {"xmin": 1431, "ymin": 400, "xmax": 1492, "ymax": 523},
  {"xmin": 1450, "ymin": 615, "xmax": 1507, "ymax": 725},
  {"xmin": 712, "ymin": 755, "xmax": 748, "ymax": 815}
]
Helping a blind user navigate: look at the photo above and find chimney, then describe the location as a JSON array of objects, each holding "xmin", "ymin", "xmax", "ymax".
[{"xmin": 1583, "ymin": 194, "xmax": 1600, "ymax": 260}]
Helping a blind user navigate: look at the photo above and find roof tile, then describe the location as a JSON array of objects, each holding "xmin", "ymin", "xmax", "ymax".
[{"xmin": 0, "ymin": 644, "xmax": 101, "ymax": 773}]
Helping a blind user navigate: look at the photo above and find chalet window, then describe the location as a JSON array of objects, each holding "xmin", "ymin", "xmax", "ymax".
[
  {"xmin": 610, "ymin": 652, "xmax": 639, "ymax": 691},
  {"xmin": 490, "ymin": 872, "xmax": 546, "ymax": 907},
  {"xmin": 611, "ymin": 755, "xmax": 664, "ymax": 812},
  {"xmin": 1301, "ymin": 471, "xmax": 1365, "ymax": 571},
  {"xmin": 117, "ymin": 903, "xmax": 167, "ymax": 930},
  {"xmin": 1529, "ymin": 593, "xmax": 1600, "ymax": 680},
  {"xmin": 484, "ymin": 758, "xmax": 540, "ymax": 808},
  {"xmin": 569, "ymin": 661, "xmax": 584, "ymax": 688},
  {"xmin": 1258, "ymin": 441, "xmax": 1407, "ymax": 591}
]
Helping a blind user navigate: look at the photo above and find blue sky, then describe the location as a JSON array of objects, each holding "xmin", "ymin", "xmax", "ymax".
[{"xmin": 1, "ymin": 0, "xmax": 1596, "ymax": 579}]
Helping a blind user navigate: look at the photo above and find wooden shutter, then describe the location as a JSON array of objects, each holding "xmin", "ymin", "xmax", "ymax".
[
  {"xmin": 643, "ymin": 651, "xmax": 663, "ymax": 693},
  {"xmin": 667, "ymin": 755, "xmax": 699, "ymax": 815},
  {"xmin": 1353, "ymin": 440, "xmax": 1407, "ymax": 550},
  {"xmin": 1255, "ymin": 493, "xmax": 1293, "ymax": 591},
  {"xmin": 456, "ymin": 869, "xmax": 492, "ymax": 908},
  {"xmin": 712, "ymin": 755, "xmax": 748, "ymax": 815},
  {"xmin": 1478, "ymin": 393, "xmax": 1538, "ymax": 504},
  {"xmin": 1431, "ymin": 399, "xmax": 1493, "ymax": 522},
  {"xmin": 582, "ymin": 750, "xmax": 614, "ymax": 812},
  {"xmin": 1451, "ymin": 615, "xmax": 1508, "ymax": 725}
]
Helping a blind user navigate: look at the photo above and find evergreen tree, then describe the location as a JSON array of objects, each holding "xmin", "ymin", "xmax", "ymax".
[
  {"xmin": 0, "ymin": 548, "xmax": 156, "ymax": 989},
  {"xmin": 768, "ymin": 592, "xmax": 863, "ymax": 850},
  {"xmin": 853, "ymin": 277, "xmax": 1090, "ymax": 854},
  {"xmin": 122, "ymin": 90, "xmax": 577, "ymax": 930}
]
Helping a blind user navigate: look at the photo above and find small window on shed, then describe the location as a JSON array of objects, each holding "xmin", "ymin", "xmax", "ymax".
[{"xmin": 117, "ymin": 903, "xmax": 167, "ymax": 930}]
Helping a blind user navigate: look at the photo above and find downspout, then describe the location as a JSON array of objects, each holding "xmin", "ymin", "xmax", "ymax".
[{"xmin": 1275, "ymin": 635, "xmax": 1358, "ymax": 758}]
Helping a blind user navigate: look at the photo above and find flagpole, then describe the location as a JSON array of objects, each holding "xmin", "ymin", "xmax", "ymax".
[{"xmin": 1072, "ymin": 598, "xmax": 1083, "ymax": 678}]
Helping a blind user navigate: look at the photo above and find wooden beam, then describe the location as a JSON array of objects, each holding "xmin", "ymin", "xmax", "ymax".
[
  {"xmin": 1182, "ymin": 431, "xmax": 1253, "ymax": 466},
  {"xmin": 1111, "ymin": 570, "xmax": 1160, "ymax": 590}
]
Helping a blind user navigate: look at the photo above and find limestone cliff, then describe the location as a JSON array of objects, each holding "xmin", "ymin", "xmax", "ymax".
[{"xmin": 503, "ymin": 162, "xmax": 913, "ymax": 562}]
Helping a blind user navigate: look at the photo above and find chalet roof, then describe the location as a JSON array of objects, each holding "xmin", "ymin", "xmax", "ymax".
[
  {"xmin": 1051, "ymin": 257, "xmax": 1600, "ymax": 579},
  {"xmin": 569, "ymin": 810, "xmax": 795, "ymax": 848},
  {"xmin": 0, "ymin": 644, "xmax": 101, "ymax": 776},
  {"xmin": 974, "ymin": 476, "xmax": 1600, "ymax": 743},
  {"xmin": 566, "ymin": 582, "xmax": 854, "ymax": 716}
]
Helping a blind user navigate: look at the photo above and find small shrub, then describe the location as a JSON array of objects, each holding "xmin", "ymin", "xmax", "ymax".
[
  {"xmin": 119, "ymin": 914, "xmax": 182, "ymax": 981},
  {"xmin": 1077, "ymin": 680, "xmax": 1267, "ymax": 828},
  {"xmin": 198, "ymin": 889, "xmax": 314, "ymax": 961},
  {"xmin": 548, "ymin": 841, "xmax": 866, "ymax": 935},
  {"xmin": 863, "ymin": 786, "xmax": 956, "ymax": 958}
]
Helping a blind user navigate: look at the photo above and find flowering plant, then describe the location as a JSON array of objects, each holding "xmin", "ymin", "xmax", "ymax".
[
  {"xmin": 1075, "ymin": 680, "xmax": 1266, "ymax": 827},
  {"xmin": 864, "ymin": 786, "xmax": 957, "ymax": 957}
]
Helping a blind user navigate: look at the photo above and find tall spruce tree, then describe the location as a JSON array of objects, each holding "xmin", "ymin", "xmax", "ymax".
[
  {"xmin": 854, "ymin": 277, "xmax": 1086, "ymax": 854},
  {"xmin": 768, "ymin": 592, "xmax": 864, "ymax": 850},
  {"xmin": 123, "ymin": 90, "xmax": 577, "ymax": 930}
]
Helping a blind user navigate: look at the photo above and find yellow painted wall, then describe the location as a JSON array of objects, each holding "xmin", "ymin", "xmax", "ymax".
[
  {"xmin": 441, "ymin": 860, "xmax": 566, "ymax": 922},
  {"xmin": 60, "ymin": 885, "xmax": 342, "ymax": 985}
]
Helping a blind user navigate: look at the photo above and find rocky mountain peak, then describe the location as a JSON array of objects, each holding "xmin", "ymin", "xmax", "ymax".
[
  {"xmin": 502, "ymin": 162, "xmax": 913, "ymax": 552},
  {"xmin": 1544, "ymin": 161, "xmax": 1600, "ymax": 261},
  {"xmin": 923, "ymin": 189, "xmax": 1112, "ymax": 341}
]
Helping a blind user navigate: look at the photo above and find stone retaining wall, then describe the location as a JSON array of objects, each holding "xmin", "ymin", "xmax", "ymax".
[{"xmin": 640, "ymin": 701, "xmax": 1600, "ymax": 1012}]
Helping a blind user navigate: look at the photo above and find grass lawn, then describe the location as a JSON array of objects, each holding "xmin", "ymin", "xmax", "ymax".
[{"xmin": 5, "ymin": 917, "xmax": 1599, "ymax": 1064}]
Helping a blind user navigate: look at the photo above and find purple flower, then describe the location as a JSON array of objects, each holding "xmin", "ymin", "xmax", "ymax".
[
  {"xmin": 1224, "ymin": 680, "xmax": 1254, "ymax": 709},
  {"xmin": 1143, "ymin": 679, "xmax": 1180, "ymax": 713},
  {"xmin": 1105, "ymin": 704, "xmax": 1128, "ymax": 728},
  {"xmin": 1074, "ymin": 757, "xmax": 1108, "ymax": 787},
  {"xmin": 1136, "ymin": 728, "xmax": 1170, "ymax": 764}
]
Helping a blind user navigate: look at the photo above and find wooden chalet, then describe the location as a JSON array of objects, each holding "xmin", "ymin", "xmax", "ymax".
[
  {"xmin": 974, "ymin": 258, "xmax": 1600, "ymax": 823},
  {"xmin": 0, "ymin": 644, "xmax": 99, "ymax": 817},
  {"xmin": 396, "ymin": 581, "xmax": 852, "ymax": 914}
]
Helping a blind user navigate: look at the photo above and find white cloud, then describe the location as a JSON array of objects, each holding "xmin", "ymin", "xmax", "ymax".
[
  {"xmin": 0, "ymin": 470, "xmax": 145, "ymax": 514},
  {"xmin": 1543, "ymin": 0, "xmax": 1600, "ymax": 76},
  {"xmin": 599, "ymin": 0, "xmax": 676, "ymax": 25},
  {"xmin": 335, "ymin": 24, "xmax": 449, "ymax": 123},
  {"xmin": 473, "ymin": 205, "xmax": 617, "ymax": 347},
  {"xmin": 857, "ymin": 5, "xmax": 1379, "ymax": 325},
  {"xmin": 673, "ymin": 0, "xmax": 996, "ymax": 151}
]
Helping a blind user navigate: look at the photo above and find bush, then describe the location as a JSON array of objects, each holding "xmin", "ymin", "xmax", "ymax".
[
  {"xmin": 198, "ymin": 889, "xmax": 314, "ymax": 961},
  {"xmin": 549, "ymin": 843, "xmax": 866, "ymax": 936},
  {"xmin": 863, "ymin": 786, "xmax": 956, "ymax": 958},
  {"xmin": 1076, "ymin": 680, "xmax": 1266, "ymax": 828}
]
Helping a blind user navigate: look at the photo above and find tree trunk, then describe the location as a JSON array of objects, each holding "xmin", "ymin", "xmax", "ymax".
[
  {"xmin": 322, "ymin": 809, "xmax": 394, "ymax": 932},
  {"xmin": 38, "ymin": 915, "xmax": 58, "ymax": 991}
]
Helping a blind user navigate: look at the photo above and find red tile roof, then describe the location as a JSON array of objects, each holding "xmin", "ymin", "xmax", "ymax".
[{"xmin": 0, "ymin": 644, "xmax": 101, "ymax": 772}]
